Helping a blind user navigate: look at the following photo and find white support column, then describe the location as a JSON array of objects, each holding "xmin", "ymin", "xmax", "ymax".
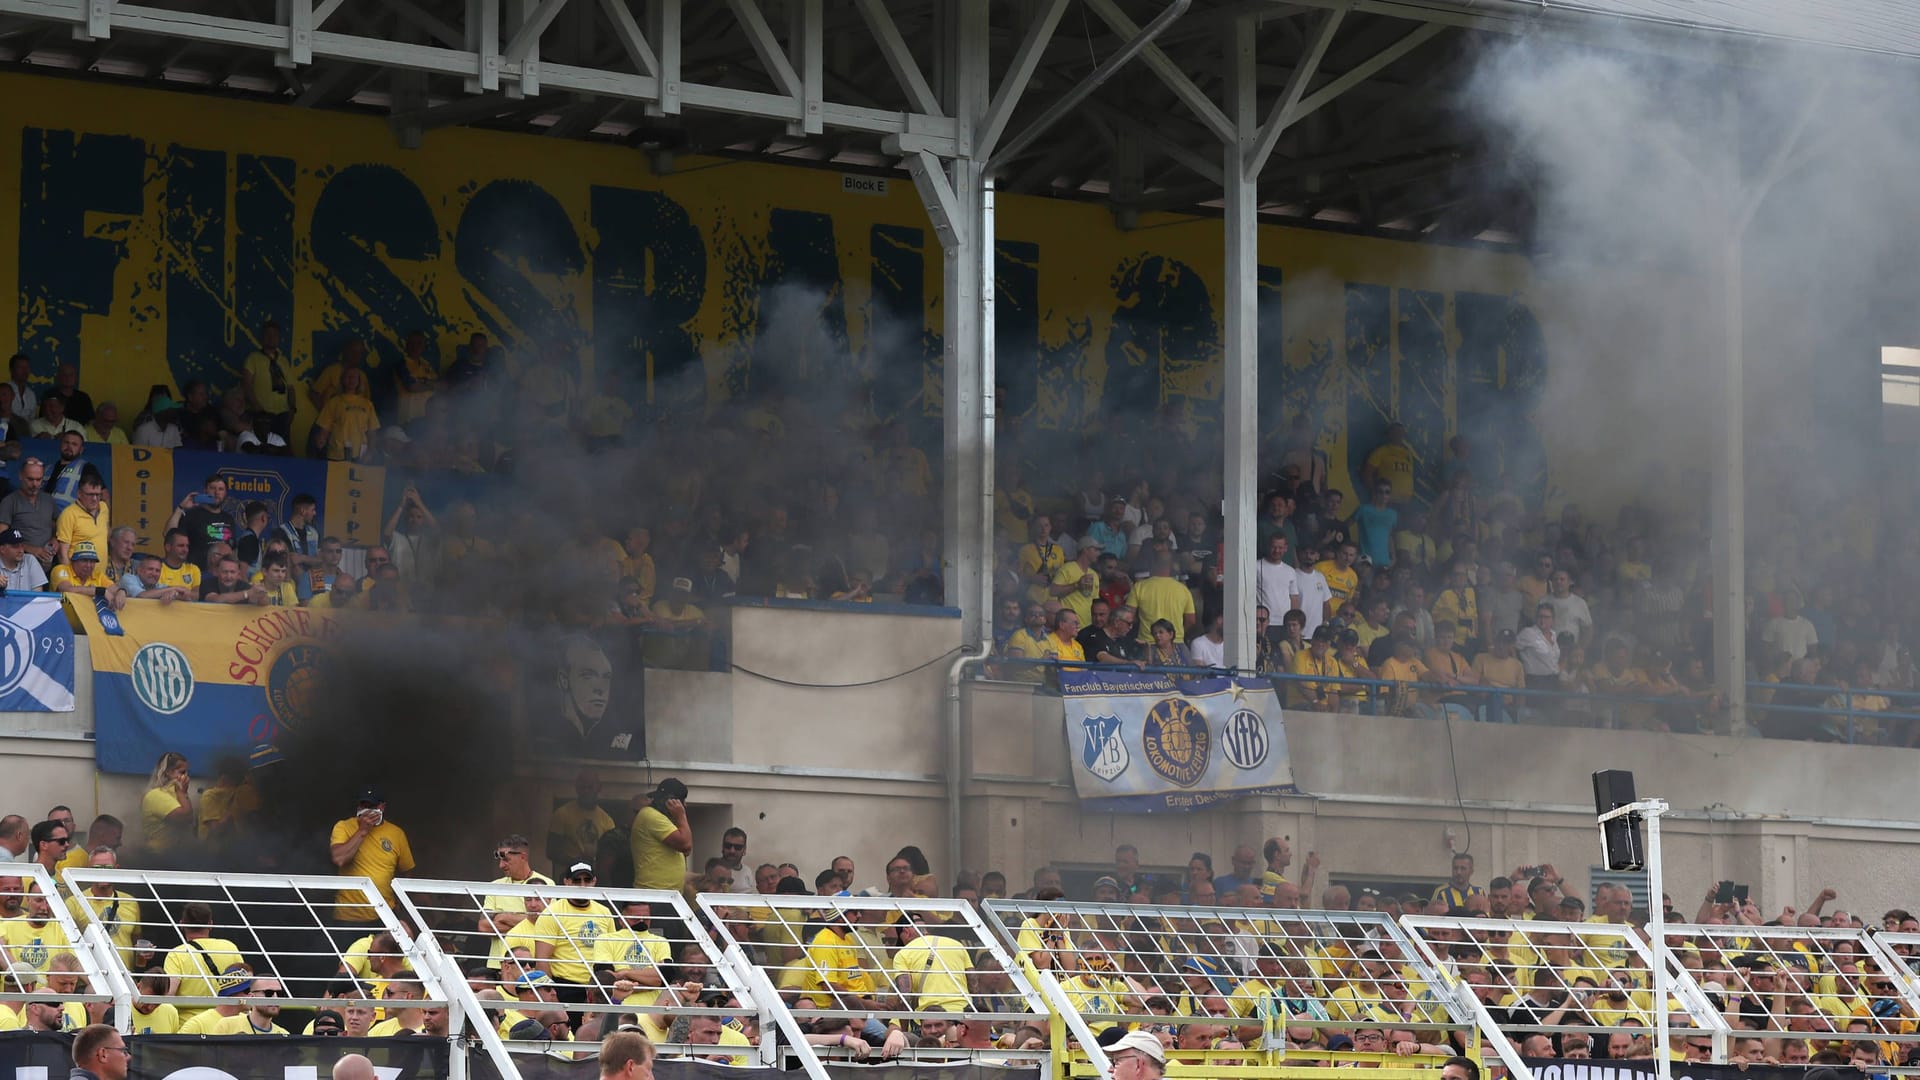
[
  {"xmin": 645, "ymin": 0, "xmax": 680, "ymax": 115},
  {"xmin": 1221, "ymin": 13, "xmax": 1259, "ymax": 670}
]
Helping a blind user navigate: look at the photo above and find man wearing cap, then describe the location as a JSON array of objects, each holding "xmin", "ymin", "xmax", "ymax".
[
  {"xmin": 1107, "ymin": 1030, "xmax": 1166, "ymax": 1080},
  {"xmin": 329, "ymin": 787, "xmax": 416, "ymax": 929},
  {"xmin": 175, "ymin": 965, "xmax": 253, "ymax": 1033},
  {"xmin": 49, "ymin": 542, "xmax": 126, "ymax": 610},
  {"xmin": 0, "ymin": 528, "xmax": 47, "ymax": 591},
  {"xmin": 209, "ymin": 976, "xmax": 289, "ymax": 1035},
  {"xmin": 630, "ymin": 779, "xmax": 692, "ymax": 893},
  {"xmin": 530, "ymin": 862, "xmax": 614, "ymax": 1007},
  {"xmin": 1471, "ymin": 628, "xmax": 1526, "ymax": 722},
  {"xmin": 651, "ymin": 578, "xmax": 705, "ymax": 626}
]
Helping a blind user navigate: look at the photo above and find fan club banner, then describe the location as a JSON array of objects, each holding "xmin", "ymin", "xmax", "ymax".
[
  {"xmin": 1526, "ymin": 1060, "xmax": 1805, "ymax": 1080},
  {"xmin": 72, "ymin": 596, "xmax": 341, "ymax": 775},
  {"xmin": 0, "ymin": 593, "xmax": 74, "ymax": 711},
  {"xmin": 1061, "ymin": 671, "xmax": 1298, "ymax": 813}
]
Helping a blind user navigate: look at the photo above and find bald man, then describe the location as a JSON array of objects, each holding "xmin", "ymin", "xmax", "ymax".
[{"xmin": 333, "ymin": 1054, "xmax": 377, "ymax": 1080}]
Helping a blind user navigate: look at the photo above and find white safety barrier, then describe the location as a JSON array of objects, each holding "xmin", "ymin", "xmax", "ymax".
[
  {"xmin": 698, "ymin": 893, "xmax": 1052, "ymax": 1080},
  {"xmin": 983, "ymin": 898, "xmax": 1502, "ymax": 1080},
  {"xmin": 0, "ymin": 864, "xmax": 126, "ymax": 1028}
]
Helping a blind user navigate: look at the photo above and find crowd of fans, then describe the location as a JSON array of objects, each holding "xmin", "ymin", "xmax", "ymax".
[
  {"xmin": 2, "ymin": 773, "xmax": 1913, "ymax": 1077},
  {"xmin": 990, "ymin": 417, "xmax": 1919, "ymax": 744}
]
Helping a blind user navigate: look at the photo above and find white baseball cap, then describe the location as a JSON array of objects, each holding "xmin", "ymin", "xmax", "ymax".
[{"xmin": 1108, "ymin": 1030, "xmax": 1165, "ymax": 1064}]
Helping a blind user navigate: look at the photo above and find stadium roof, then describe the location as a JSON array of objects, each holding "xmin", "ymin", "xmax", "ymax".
[{"xmin": 0, "ymin": 0, "xmax": 1914, "ymax": 245}]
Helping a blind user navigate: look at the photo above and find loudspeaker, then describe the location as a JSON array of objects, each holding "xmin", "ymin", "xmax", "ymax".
[{"xmin": 1592, "ymin": 769, "xmax": 1646, "ymax": 871}]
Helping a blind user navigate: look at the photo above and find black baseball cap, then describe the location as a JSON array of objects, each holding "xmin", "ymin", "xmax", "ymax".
[
  {"xmin": 355, "ymin": 786, "xmax": 385, "ymax": 805},
  {"xmin": 0, "ymin": 529, "xmax": 21, "ymax": 546},
  {"xmin": 653, "ymin": 778, "xmax": 688, "ymax": 800}
]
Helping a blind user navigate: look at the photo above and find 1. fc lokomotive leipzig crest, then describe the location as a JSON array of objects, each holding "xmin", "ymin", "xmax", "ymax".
[{"xmin": 1080, "ymin": 714, "xmax": 1130, "ymax": 782}]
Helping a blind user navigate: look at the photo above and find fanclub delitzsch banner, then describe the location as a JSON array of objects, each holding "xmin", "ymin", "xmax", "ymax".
[{"xmin": 1061, "ymin": 671, "xmax": 1298, "ymax": 812}]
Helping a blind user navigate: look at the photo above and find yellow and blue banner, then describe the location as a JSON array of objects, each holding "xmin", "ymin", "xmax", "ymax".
[
  {"xmin": 72, "ymin": 596, "xmax": 337, "ymax": 774},
  {"xmin": 1062, "ymin": 671, "xmax": 1297, "ymax": 813},
  {"xmin": 0, "ymin": 594, "xmax": 74, "ymax": 712}
]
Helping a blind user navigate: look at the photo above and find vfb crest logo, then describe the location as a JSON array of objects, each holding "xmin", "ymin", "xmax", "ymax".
[
  {"xmin": 1142, "ymin": 698, "xmax": 1210, "ymax": 787},
  {"xmin": 1080, "ymin": 714, "xmax": 1129, "ymax": 783},
  {"xmin": 131, "ymin": 642, "xmax": 196, "ymax": 715},
  {"xmin": 1221, "ymin": 708, "xmax": 1269, "ymax": 770},
  {"xmin": 0, "ymin": 614, "xmax": 33, "ymax": 696}
]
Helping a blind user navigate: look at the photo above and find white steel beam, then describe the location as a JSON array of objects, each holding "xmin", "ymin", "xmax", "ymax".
[
  {"xmin": 279, "ymin": 0, "xmax": 312, "ymax": 66},
  {"xmin": 852, "ymin": 0, "xmax": 940, "ymax": 117},
  {"xmin": 464, "ymin": 0, "xmax": 497, "ymax": 90},
  {"xmin": 1083, "ymin": 0, "xmax": 1234, "ymax": 144},
  {"xmin": 1247, "ymin": 3, "xmax": 1345, "ymax": 175},
  {"xmin": 724, "ymin": 0, "xmax": 801, "ymax": 99},
  {"xmin": 595, "ymin": 0, "xmax": 656, "ymax": 76},
  {"xmin": 975, "ymin": 0, "xmax": 1068, "ymax": 159},
  {"xmin": 503, "ymin": 0, "xmax": 565, "ymax": 64},
  {"xmin": 1287, "ymin": 20, "xmax": 1442, "ymax": 126},
  {"xmin": 646, "ymin": 0, "xmax": 678, "ymax": 114},
  {"xmin": 787, "ymin": 0, "xmax": 821, "ymax": 134},
  {"xmin": 1222, "ymin": 12, "xmax": 1258, "ymax": 671},
  {"xmin": 387, "ymin": 0, "xmax": 462, "ymax": 47},
  {"xmin": 312, "ymin": 0, "xmax": 343, "ymax": 29}
]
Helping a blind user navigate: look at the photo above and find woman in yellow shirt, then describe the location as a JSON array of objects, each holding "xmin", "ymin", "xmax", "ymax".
[{"xmin": 142, "ymin": 752, "xmax": 195, "ymax": 853}]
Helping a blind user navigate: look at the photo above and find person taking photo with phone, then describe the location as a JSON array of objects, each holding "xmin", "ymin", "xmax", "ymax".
[{"xmin": 165, "ymin": 473, "xmax": 238, "ymax": 571}]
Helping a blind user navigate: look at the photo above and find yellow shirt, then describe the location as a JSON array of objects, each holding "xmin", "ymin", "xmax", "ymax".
[
  {"xmin": 178, "ymin": 1008, "xmax": 236, "ymax": 1035},
  {"xmin": 529, "ymin": 901, "xmax": 616, "ymax": 984},
  {"xmin": 198, "ymin": 779, "xmax": 262, "ymax": 841},
  {"xmin": 593, "ymin": 928, "xmax": 673, "ymax": 1004},
  {"xmin": 51, "ymin": 563, "xmax": 112, "ymax": 590},
  {"xmin": 1314, "ymin": 560, "xmax": 1359, "ymax": 614},
  {"xmin": 54, "ymin": 502, "xmax": 109, "ymax": 553},
  {"xmin": 1366, "ymin": 443, "xmax": 1416, "ymax": 501},
  {"xmin": 0, "ymin": 917, "xmax": 72, "ymax": 972},
  {"xmin": 163, "ymin": 936, "xmax": 246, "ymax": 1016},
  {"xmin": 1060, "ymin": 972, "xmax": 1130, "ymax": 1034},
  {"xmin": 1051, "ymin": 560, "xmax": 1098, "ymax": 625},
  {"xmin": 1126, "ymin": 576, "xmax": 1196, "ymax": 641},
  {"xmin": 1039, "ymin": 633, "xmax": 1086, "ymax": 664},
  {"xmin": 329, "ymin": 819, "xmax": 415, "ymax": 922},
  {"xmin": 248, "ymin": 571, "xmax": 298, "ymax": 607},
  {"xmin": 1016, "ymin": 541, "xmax": 1066, "ymax": 603},
  {"xmin": 583, "ymin": 394, "xmax": 634, "ymax": 440},
  {"xmin": 131, "ymin": 1003, "xmax": 180, "ymax": 1035},
  {"xmin": 369, "ymin": 1016, "xmax": 423, "ymax": 1037},
  {"xmin": 547, "ymin": 801, "xmax": 617, "ymax": 868},
  {"xmin": 800, "ymin": 925, "xmax": 873, "ymax": 1006},
  {"xmin": 480, "ymin": 872, "xmax": 555, "ymax": 969},
  {"xmin": 210, "ymin": 1013, "xmax": 289, "ymax": 1035},
  {"xmin": 84, "ymin": 427, "xmax": 129, "ymax": 446},
  {"xmin": 1228, "ymin": 977, "xmax": 1280, "ymax": 1019},
  {"xmin": 630, "ymin": 806, "xmax": 686, "ymax": 892},
  {"xmin": 66, "ymin": 890, "xmax": 140, "ymax": 954},
  {"xmin": 142, "ymin": 787, "xmax": 192, "ymax": 852},
  {"xmin": 244, "ymin": 349, "xmax": 294, "ymax": 413},
  {"xmin": 156, "ymin": 561, "xmax": 202, "ymax": 591},
  {"xmin": 1431, "ymin": 588, "xmax": 1478, "ymax": 635},
  {"xmin": 890, "ymin": 933, "xmax": 972, "ymax": 1012},
  {"xmin": 315, "ymin": 394, "xmax": 380, "ymax": 460}
]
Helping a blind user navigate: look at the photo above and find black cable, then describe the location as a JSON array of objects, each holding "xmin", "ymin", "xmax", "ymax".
[
  {"xmin": 730, "ymin": 646, "xmax": 967, "ymax": 689},
  {"xmin": 1440, "ymin": 703, "xmax": 1472, "ymax": 855}
]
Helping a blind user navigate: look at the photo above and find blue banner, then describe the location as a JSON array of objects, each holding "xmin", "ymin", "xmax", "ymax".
[
  {"xmin": 1060, "ymin": 671, "xmax": 1297, "ymax": 812},
  {"xmin": 0, "ymin": 594, "xmax": 75, "ymax": 711}
]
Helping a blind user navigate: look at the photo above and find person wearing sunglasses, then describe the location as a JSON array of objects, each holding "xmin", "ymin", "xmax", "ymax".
[
  {"xmin": 209, "ymin": 978, "xmax": 289, "ymax": 1035},
  {"xmin": 529, "ymin": 862, "xmax": 614, "ymax": 1013},
  {"xmin": 71, "ymin": 1023, "xmax": 133, "ymax": 1080},
  {"xmin": 481, "ymin": 834, "xmax": 553, "ymax": 975}
]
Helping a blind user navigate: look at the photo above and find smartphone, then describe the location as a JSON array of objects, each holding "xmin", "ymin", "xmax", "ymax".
[
  {"xmin": 194, "ymin": 493, "xmax": 221, "ymax": 507},
  {"xmin": 1715, "ymin": 880, "xmax": 1736, "ymax": 905},
  {"xmin": 1733, "ymin": 884, "xmax": 1750, "ymax": 904}
]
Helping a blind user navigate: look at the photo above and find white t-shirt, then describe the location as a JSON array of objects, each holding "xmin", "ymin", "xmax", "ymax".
[
  {"xmin": 1254, "ymin": 559, "xmax": 1301, "ymax": 619},
  {"xmin": 1763, "ymin": 615, "xmax": 1819, "ymax": 661},
  {"xmin": 1190, "ymin": 634, "xmax": 1225, "ymax": 668},
  {"xmin": 1294, "ymin": 568, "xmax": 1333, "ymax": 639}
]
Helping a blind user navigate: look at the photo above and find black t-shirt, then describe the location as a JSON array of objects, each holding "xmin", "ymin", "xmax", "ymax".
[
  {"xmin": 200, "ymin": 578, "xmax": 247, "ymax": 601},
  {"xmin": 179, "ymin": 505, "xmax": 237, "ymax": 567},
  {"xmin": 1078, "ymin": 626, "xmax": 1143, "ymax": 663}
]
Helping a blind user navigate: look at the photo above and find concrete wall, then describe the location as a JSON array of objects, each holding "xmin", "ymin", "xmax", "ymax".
[{"xmin": 9, "ymin": 605, "xmax": 1919, "ymax": 919}]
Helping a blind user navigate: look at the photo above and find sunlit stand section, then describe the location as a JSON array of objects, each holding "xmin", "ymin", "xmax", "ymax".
[
  {"xmin": 393, "ymin": 879, "xmax": 760, "ymax": 1079},
  {"xmin": 698, "ymin": 893, "xmax": 1053, "ymax": 1080},
  {"xmin": 61, "ymin": 867, "xmax": 443, "ymax": 1049},
  {"xmin": 982, "ymin": 898, "xmax": 1488, "ymax": 1080},
  {"xmin": 1, "ymin": 864, "xmax": 128, "ymax": 1030}
]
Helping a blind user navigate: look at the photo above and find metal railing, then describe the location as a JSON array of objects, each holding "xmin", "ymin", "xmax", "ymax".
[
  {"xmin": 698, "ymin": 893, "xmax": 1051, "ymax": 1080},
  {"xmin": 0, "ymin": 865, "xmax": 126, "ymax": 1028},
  {"xmin": 391, "ymin": 879, "xmax": 757, "ymax": 1072},
  {"xmin": 980, "ymin": 898, "xmax": 1504, "ymax": 1080}
]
